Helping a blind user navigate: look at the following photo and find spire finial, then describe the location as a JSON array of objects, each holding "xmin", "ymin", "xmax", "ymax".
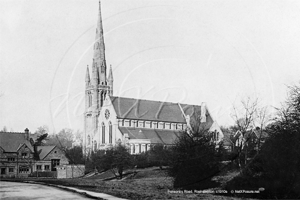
[{"xmin": 85, "ymin": 65, "xmax": 90, "ymax": 83}]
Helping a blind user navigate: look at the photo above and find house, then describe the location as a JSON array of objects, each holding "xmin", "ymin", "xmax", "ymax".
[
  {"xmin": 34, "ymin": 146, "xmax": 69, "ymax": 172},
  {"xmin": 0, "ymin": 129, "xmax": 69, "ymax": 178},
  {"xmin": 234, "ymin": 128, "xmax": 269, "ymax": 151},
  {"xmin": 222, "ymin": 130, "xmax": 235, "ymax": 152}
]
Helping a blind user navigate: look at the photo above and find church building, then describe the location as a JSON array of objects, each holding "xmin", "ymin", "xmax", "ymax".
[{"xmin": 83, "ymin": 2, "xmax": 223, "ymax": 155}]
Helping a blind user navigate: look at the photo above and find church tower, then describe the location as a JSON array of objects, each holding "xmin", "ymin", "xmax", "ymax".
[{"xmin": 84, "ymin": 1, "xmax": 113, "ymax": 155}]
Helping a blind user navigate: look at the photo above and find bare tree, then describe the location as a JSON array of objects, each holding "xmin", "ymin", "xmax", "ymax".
[
  {"xmin": 34, "ymin": 125, "xmax": 49, "ymax": 136},
  {"xmin": 254, "ymin": 106, "xmax": 271, "ymax": 152},
  {"xmin": 231, "ymin": 97, "xmax": 258, "ymax": 167},
  {"xmin": 231, "ymin": 97, "xmax": 258, "ymax": 133},
  {"xmin": 1, "ymin": 126, "xmax": 8, "ymax": 132}
]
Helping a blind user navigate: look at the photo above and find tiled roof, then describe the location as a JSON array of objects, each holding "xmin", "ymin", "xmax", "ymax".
[
  {"xmin": 0, "ymin": 132, "xmax": 33, "ymax": 152},
  {"xmin": 118, "ymin": 127, "xmax": 183, "ymax": 145},
  {"xmin": 110, "ymin": 96, "xmax": 203, "ymax": 123},
  {"xmin": 37, "ymin": 146, "xmax": 56, "ymax": 160}
]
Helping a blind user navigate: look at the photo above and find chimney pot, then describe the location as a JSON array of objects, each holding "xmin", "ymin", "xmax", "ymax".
[{"xmin": 24, "ymin": 128, "xmax": 29, "ymax": 140}]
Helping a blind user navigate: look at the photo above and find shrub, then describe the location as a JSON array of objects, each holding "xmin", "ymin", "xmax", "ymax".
[{"xmin": 168, "ymin": 129, "xmax": 221, "ymax": 189}]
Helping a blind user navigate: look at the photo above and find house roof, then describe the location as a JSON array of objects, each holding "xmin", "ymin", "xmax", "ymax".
[
  {"xmin": 253, "ymin": 129, "xmax": 269, "ymax": 139},
  {"xmin": 36, "ymin": 146, "xmax": 56, "ymax": 160},
  {"xmin": 0, "ymin": 132, "xmax": 33, "ymax": 152},
  {"xmin": 110, "ymin": 96, "xmax": 203, "ymax": 123},
  {"xmin": 234, "ymin": 129, "xmax": 269, "ymax": 141},
  {"xmin": 118, "ymin": 127, "xmax": 183, "ymax": 145}
]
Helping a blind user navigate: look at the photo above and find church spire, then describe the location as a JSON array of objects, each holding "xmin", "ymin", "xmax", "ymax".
[
  {"xmin": 93, "ymin": 0, "xmax": 106, "ymax": 84},
  {"xmin": 94, "ymin": 0, "xmax": 105, "ymax": 62},
  {"xmin": 85, "ymin": 65, "xmax": 90, "ymax": 85},
  {"xmin": 108, "ymin": 65, "xmax": 113, "ymax": 81}
]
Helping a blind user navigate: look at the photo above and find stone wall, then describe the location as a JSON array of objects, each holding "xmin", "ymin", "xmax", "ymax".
[{"xmin": 56, "ymin": 164, "xmax": 85, "ymax": 179}]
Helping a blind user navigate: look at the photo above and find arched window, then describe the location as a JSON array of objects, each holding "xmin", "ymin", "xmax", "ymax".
[
  {"xmin": 109, "ymin": 121, "xmax": 112, "ymax": 144},
  {"xmin": 102, "ymin": 123, "xmax": 105, "ymax": 144},
  {"xmin": 94, "ymin": 140, "xmax": 97, "ymax": 151},
  {"xmin": 87, "ymin": 135, "xmax": 91, "ymax": 145}
]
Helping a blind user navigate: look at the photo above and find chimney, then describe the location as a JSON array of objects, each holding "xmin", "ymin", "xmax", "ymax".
[
  {"xmin": 24, "ymin": 128, "xmax": 29, "ymax": 140},
  {"xmin": 201, "ymin": 103, "xmax": 206, "ymax": 123}
]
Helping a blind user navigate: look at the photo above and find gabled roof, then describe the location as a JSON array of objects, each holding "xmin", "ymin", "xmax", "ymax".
[
  {"xmin": 36, "ymin": 146, "xmax": 56, "ymax": 160},
  {"xmin": 234, "ymin": 129, "xmax": 269, "ymax": 141},
  {"xmin": 0, "ymin": 132, "xmax": 33, "ymax": 152},
  {"xmin": 110, "ymin": 96, "xmax": 204, "ymax": 123},
  {"xmin": 253, "ymin": 129, "xmax": 269, "ymax": 139},
  {"xmin": 119, "ymin": 127, "xmax": 183, "ymax": 145}
]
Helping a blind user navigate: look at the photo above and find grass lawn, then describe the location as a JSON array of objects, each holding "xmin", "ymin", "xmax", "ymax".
[{"xmin": 2, "ymin": 167, "xmax": 255, "ymax": 199}]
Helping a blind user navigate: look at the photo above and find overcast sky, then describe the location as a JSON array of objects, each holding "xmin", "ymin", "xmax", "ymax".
[{"xmin": 1, "ymin": 0, "xmax": 300, "ymax": 133}]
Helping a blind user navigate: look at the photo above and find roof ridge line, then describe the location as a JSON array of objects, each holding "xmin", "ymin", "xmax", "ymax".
[{"xmin": 111, "ymin": 96, "xmax": 201, "ymax": 106}]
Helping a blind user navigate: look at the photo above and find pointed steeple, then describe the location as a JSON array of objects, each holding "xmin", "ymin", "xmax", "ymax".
[
  {"xmin": 85, "ymin": 65, "xmax": 91, "ymax": 84},
  {"xmin": 108, "ymin": 65, "xmax": 113, "ymax": 81},
  {"xmin": 108, "ymin": 65, "xmax": 113, "ymax": 96},
  {"xmin": 94, "ymin": 0, "xmax": 105, "ymax": 62},
  {"xmin": 93, "ymin": 0, "xmax": 106, "ymax": 84}
]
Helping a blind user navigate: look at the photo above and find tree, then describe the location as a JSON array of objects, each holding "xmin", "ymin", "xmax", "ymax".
[
  {"xmin": 34, "ymin": 125, "xmax": 49, "ymax": 136},
  {"xmin": 226, "ymin": 84, "xmax": 300, "ymax": 199},
  {"xmin": 74, "ymin": 129, "xmax": 83, "ymax": 146},
  {"xmin": 33, "ymin": 133, "xmax": 48, "ymax": 160},
  {"xmin": 231, "ymin": 97, "xmax": 259, "ymax": 167},
  {"xmin": 231, "ymin": 97, "xmax": 258, "ymax": 134},
  {"xmin": 168, "ymin": 125, "xmax": 221, "ymax": 189},
  {"xmin": 254, "ymin": 106, "xmax": 272, "ymax": 152},
  {"xmin": 111, "ymin": 144, "xmax": 132, "ymax": 179},
  {"xmin": 92, "ymin": 144, "xmax": 132, "ymax": 179},
  {"xmin": 1, "ymin": 126, "xmax": 8, "ymax": 132},
  {"xmin": 65, "ymin": 146, "xmax": 84, "ymax": 164},
  {"xmin": 47, "ymin": 128, "xmax": 74, "ymax": 149},
  {"xmin": 148, "ymin": 144, "xmax": 172, "ymax": 169}
]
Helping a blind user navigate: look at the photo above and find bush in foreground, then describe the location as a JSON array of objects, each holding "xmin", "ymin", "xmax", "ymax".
[{"xmin": 168, "ymin": 128, "xmax": 221, "ymax": 189}]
